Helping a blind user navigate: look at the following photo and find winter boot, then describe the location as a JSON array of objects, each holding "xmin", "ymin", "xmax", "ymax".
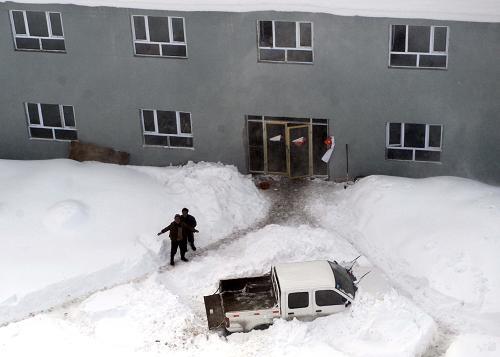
[
  {"xmin": 190, "ymin": 243, "xmax": 197, "ymax": 251},
  {"xmin": 181, "ymin": 256, "xmax": 189, "ymax": 262},
  {"xmin": 170, "ymin": 257, "xmax": 175, "ymax": 266}
]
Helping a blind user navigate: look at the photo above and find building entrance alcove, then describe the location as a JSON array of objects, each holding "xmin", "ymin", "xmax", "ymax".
[{"xmin": 246, "ymin": 115, "xmax": 329, "ymax": 178}]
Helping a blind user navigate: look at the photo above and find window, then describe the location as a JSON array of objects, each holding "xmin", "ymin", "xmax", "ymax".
[
  {"xmin": 257, "ymin": 20, "xmax": 313, "ymax": 63},
  {"xmin": 9, "ymin": 10, "xmax": 65, "ymax": 52},
  {"xmin": 386, "ymin": 123, "xmax": 442, "ymax": 162},
  {"xmin": 389, "ymin": 25, "xmax": 448, "ymax": 69},
  {"xmin": 288, "ymin": 292, "xmax": 309, "ymax": 309},
  {"xmin": 141, "ymin": 109, "xmax": 193, "ymax": 148},
  {"xmin": 25, "ymin": 103, "xmax": 77, "ymax": 141},
  {"xmin": 315, "ymin": 290, "xmax": 346, "ymax": 306},
  {"xmin": 132, "ymin": 15, "xmax": 187, "ymax": 57}
]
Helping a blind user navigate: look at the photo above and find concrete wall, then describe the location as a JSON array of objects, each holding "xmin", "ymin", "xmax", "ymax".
[{"xmin": 0, "ymin": 3, "xmax": 499, "ymax": 183}]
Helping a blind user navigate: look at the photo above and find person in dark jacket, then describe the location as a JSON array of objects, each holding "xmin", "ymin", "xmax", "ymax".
[
  {"xmin": 181, "ymin": 208, "xmax": 197, "ymax": 251},
  {"xmin": 157, "ymin": 214, "xmax": 198, "ymax": 266}
]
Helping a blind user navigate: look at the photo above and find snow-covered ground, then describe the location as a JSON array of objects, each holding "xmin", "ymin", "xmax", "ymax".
[
  {"xmin": 306, "ymin": 176, "xmax": 500, "ymax": 356},
  {"xmin": 3, "ymin": 0, "xmax": 500, "ymax": 23},
  {"xmin": 1, "ymin": 160, "xmax": 500, "ymax": 356},
  {"xmin": 0, "ymin": 159, "xmax": 269, "ymax": 325}
]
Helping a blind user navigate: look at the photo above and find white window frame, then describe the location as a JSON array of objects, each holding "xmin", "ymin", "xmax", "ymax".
[
  {"xmin": 9, "ymin": 10, "xmax": 65, "ymax": 52},
  {"xmin": 25, "ymin": 102, "xmax": 77, "ymax": 142},
  {"xmin": 386, "ymin": 122, "xmax": 443, "ymax": 162},
  {"xmin": 257, "ymin": 20, "xmax": 314, "ymax": 63},
  {"xmin": 388, "ymin": 25, "xmax": 449, "ymax": 69},
  {"xmin": 131, "ymin": 15, "xmax": 188, "ymax": 58},
  {"xmin": 141, "ymin": 109, "xmax": 194, "ymax": 149}
]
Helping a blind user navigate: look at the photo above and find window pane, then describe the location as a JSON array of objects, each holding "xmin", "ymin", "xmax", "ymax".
[
  {"xmin": 288, "ymin": 292, "xmax": 309, "ymax": 309},
  {"xmin": 171, "ymin": 18, "xmax": 185, "ymax": 42},
  {"xmin": 133, "ymin": 16, "xmax": 146, "ymax": 40},
  {"xmin": 49, "ymin": 13, "xmax": 63, "ymax": 36},
  {"xmin": 157, "ymin": 111, "xmax": 177, "ymax": 134},
  {"xmin": 315, "ymin": 290, "xmax": 345, "ymax": 306},
  {"xmin": 16, "ymin": 37, "xmax": 40, "ymax": 50},
  {"xmin": 249, "ymin": 147, "xmax": 264, "ymax": 172},
  {"xmin": 170, "ymin": 136, "xmax": 193, "ymax": 147},
  {"xmin": 41, "ymin": 39, "xmax": 65, "ymax": 51},
  {"xmin": 287, "ymin": 49, "xmax": 312, "ymax": 63},
  {"xmin": 41, "ymin": 104, "xmax": 62, "ymax": 127},
  {"xmin": 135, "ymin": 43, "xmax": 160, "ymax": 55},
  {"xmin": 30, "ymin": 127, "xmax": 53, "ymax": 139},
  {"xmin": 275, "ymin": 21, "xmax": 296, "ymax": 48},
  {"xmin": 419, "ymin": 55, "xmax": 447, "ymax": 68},
  {"xmin": 415, "ymin": 150, "xmax": 441, "ymax": 162},
  {"xmin": 148, "ymin": 16, "xmax": 169, "ymax": 42},
  {"xmin": 259, "ymin": 48, "xmax": 285, "ymax": 61},
  {"xmin": 391, "ymin": 25, "xmax": 406, "ymax": 52},
  {"xmin": 161, "ymin": 44, "xmax": 187, "ymax": 57},
  {"xmin": 299, "ymin": 23, "xmax": 311, "ymax": 47},
  {"xmin": 248, "ymin": 121, "xmax": 263, "ymax": 146},
  {"xmin": 429, "ymin": 125, "xmax": 442, "ymax": 147},
  {"xmin": 179, "ymin": 112, "xmax": 191, "ymax": 133},
  {"xmin": 388, "ymin": 123, "xmax": 401, "ymax": 145},
  {"xmin": 142, "ymin": 110, "xmax": 155, "ymax": 132},
  {"xmin": 26, "ymin": 11, "xmax": 49, "ymax": 37},
  {"xmin": 387, "ymin": 148, "xmax": 413, "ymax": 160},
  {"xmin": 12, "ymin": 11, "xmax": 26, "ymax": 34},
  {"xmin": 27, "ymin": 103, "xmax": 40, "ymax": 124},
  {"xmin": 259, "ymin": 21, "xmax": 273, "ymax": 47},
  {"xmin": 54, "ymin": 129, "xmax": 77, "ymax": 141},
  {"xmin": 390, "ymin": 53, "xmax": 417, "ymax": 67},
  {"xmin": 408, "ymin": 26, "xmax": 430, "ymax": 53},
  {"xmin": 404, "ymin": 124, "xmax": 425, "ymax": 148},
  {"xmin": 63, "ymin": 106, "xmax": 75, "ymax": 127},
  {"xmin": 144, "ymin": 135, "xmax": 169, "ymax": 146},
  {"xmin": 433, "ymin": 27, "xmax": 447, "ymax": 52}
]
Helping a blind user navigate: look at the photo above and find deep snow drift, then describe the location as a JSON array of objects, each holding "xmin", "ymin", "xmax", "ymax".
[
  {"xmin": 307, "ymin": 175, "xmax": 500, "ymax": 354},
  {"xmin": 2, "ymin": 161, "xmax": 500, "ymax": 356},
  {"xmin": 0, "ymin": 159, "xmax": 269, "ymax": 325},
  {"xmin": 0, "ymin": 225, "xmax": 436, "ymax": 357}
]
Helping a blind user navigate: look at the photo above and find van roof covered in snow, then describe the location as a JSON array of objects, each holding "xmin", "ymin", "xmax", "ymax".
[{"xmin": 274, "ymin": 260, "xmax": 336, "ymax": 291}]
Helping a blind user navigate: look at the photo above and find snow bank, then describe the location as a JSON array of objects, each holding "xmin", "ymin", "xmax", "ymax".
[
  {"xmin": 445, "ymin": 334, "xmax": 500, "ymax": 357},
  {"xmin": 0, "ymin": 159, "xmax": 268, "ymax": 325},
  {"xmin": 308, "ymin": 176, "xmax": 500, "ymax": 334},
  {"xmin": 3, "ymin": 0, "xmax": 500, "ymax": 22},
  {"xmin": 0, "ymin": 224, "xmax": 436, "ymax": 356}
]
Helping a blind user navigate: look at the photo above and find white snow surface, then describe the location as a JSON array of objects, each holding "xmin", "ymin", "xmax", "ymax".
[
  {"xmin": 307, "ymin": 175, "xmax": 500, "ymax": 336},
  {"xmin": 445, "ymin": 334, "xmax": 500, "ymax": 357},
  {"xmin": 0, "ymin": 159, "xmax": 269, "ymax": 325},
  {"xmin": 0, "ymin": 224, "xmax": 437, "ymax": 357},
  {"xmin": 3, "ymin": 0, "xmax": 500, "ymax": 22}
]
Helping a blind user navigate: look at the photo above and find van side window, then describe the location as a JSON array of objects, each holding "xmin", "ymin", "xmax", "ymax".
[
  {"xmin": 315, "ymin": 290, "xmax": 346, "ymax": 306},
  {"xmin": 288, "ymin": 292, "xmax": 309, "ymax": 309}
]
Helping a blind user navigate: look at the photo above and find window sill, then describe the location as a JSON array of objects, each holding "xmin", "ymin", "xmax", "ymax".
[
  {"xmin": 15, "ymin": 48, "xmax": 66, "ymax": 54},
  {"xmin": 134, "ymin": 53, "xmax": 188, "ymax": 59},
  {"xmin": 142, "ymin": 144, "xmax": 194, "ymax": 150}
]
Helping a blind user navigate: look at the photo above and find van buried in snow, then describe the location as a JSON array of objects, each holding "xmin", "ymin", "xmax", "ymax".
[{"xmin": 203, "ymin": 260, "xmax": 357, "ymax": 333}]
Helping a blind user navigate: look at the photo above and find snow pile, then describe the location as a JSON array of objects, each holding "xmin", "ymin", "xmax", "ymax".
[
  {"xmin": 308, "ymin": 176, "xmax": 500, "ymax": 335},
  {"xmin": 0, "ymin": 159, "xmax": 268, "ymax": 325},
  {"xmin": 0, "ymin": 224, "xmax": 436, "ymax": 356},
  {"xmin": 3, "ymin": 0, "xmax": 500, "ymax": 22},
  {"xmin": 445, "ymin": 334, "xmax": 500, "ymax": 357}
]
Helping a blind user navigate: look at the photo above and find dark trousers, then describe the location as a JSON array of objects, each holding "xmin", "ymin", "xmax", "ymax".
[
  {"xmin": 187, "ymin": 232, "xmax": 195, "ymax": 247},
  {"xmin": 170, "ymin": 238, "xmax": 187, "ymax": 261}
]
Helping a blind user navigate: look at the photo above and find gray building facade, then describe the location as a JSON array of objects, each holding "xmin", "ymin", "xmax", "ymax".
[{"xmin": 1, "ymin": 2, "xmax": 499, "ymax": 183}]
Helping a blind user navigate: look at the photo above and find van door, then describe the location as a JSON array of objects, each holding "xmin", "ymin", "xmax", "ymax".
[
  {"xmin": 313, "ymin": 289, "xmax": 347, "ymax": 317},
  {"xmin": 284, "ymin": 290, "xmax": 314, "ymax": 320}
]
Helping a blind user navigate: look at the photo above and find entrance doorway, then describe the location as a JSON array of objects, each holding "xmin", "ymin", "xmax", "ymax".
[{"xmin": 247, "ymin": 115, "xmax": 329, "ymax": 178}]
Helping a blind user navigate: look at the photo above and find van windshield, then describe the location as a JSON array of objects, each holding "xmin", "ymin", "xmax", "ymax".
[{"xmin": 328, "ymin": 261, "xmax": 357, "ymax": 298}]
